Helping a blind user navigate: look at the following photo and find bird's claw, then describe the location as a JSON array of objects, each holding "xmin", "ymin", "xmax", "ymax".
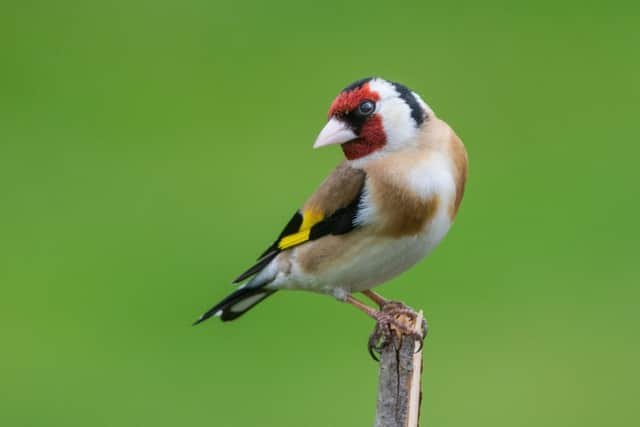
[
  {"xmin": 368, "ymin": 319, "xmax": 393, "ymax": 361},
  {"xmin": 366, "ymin": 301, "xmax": 427, "ymax": 361}
]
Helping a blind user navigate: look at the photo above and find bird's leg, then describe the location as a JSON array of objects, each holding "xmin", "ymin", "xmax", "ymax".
[
  {"xmin": 344, "ymin": 295, "xmax": 426, "ymax": 360},
  {"xmin": 344, "ymin": 294, "xmax": 381, "ymax": 318},
  {"xmin": 361, "ymin": 290, "xmax": 389, "ymax": 308}
]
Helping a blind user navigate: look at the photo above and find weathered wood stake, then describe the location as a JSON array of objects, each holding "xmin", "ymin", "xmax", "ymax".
[{"xmin": 374, "ymin": 311, "xmax": 424, "ymax": 427}]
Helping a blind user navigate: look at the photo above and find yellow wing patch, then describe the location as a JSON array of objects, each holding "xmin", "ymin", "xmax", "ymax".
[
  {"xmin": 278, "ymin": 229, "xmax": 311, "ymax": 249},
  {"xmin": 277, "ymin": 210, "xmax": 324, "ymax": 250}
]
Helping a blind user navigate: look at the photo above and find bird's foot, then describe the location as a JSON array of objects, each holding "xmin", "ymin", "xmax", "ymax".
[{"xmin": 367, "ymin": 301, "xmax": 427, "ymax": 361}]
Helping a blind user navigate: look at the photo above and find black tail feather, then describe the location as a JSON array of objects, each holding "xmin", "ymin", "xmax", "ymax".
[{"xmin": 193, "ymin": 286, "xmax": 276, "ymax": 324}]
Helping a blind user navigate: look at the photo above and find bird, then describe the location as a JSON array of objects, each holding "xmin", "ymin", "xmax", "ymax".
[{"xmin": 194, "ymin": 77, "xmax": 467, "ymax": 354}]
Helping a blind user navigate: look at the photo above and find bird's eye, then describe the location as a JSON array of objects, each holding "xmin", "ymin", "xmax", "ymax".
[{"xmin": 357, "ymin": 100, "xmax": 375, "ymax": 116}]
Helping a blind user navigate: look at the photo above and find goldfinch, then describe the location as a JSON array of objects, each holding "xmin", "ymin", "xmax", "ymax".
[{"xmin": 195, "ymin": 77, "xmax": 467, "ymax": 348}]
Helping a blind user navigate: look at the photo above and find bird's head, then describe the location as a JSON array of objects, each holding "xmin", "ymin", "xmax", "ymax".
[{"xmin": 314, "ymin": 77, "xmax": 432, "ymax": 162}]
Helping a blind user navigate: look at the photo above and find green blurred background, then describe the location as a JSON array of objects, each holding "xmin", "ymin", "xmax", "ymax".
[{"xmin": 2, "ymin": 1, "xmax": 638, "ymax": 425}]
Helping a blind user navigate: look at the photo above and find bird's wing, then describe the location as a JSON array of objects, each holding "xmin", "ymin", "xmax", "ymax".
[{"xmin": 232, "ymin": 161, "xmax": 366, "ymax": 283}]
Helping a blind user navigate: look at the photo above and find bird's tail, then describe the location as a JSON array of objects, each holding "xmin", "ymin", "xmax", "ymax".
[{"xmin": 193, "ymin": 286, "xmax": 277, "ymax": 324}]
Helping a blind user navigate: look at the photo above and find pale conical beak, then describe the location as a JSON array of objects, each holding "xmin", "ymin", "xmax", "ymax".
[{"xmin": 313, "ymin": 118, "xmax": 357, "ymax": 149}]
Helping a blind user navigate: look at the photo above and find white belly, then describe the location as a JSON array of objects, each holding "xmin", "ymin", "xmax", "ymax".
[{"xmin": 280, "ymin": 206, "xmax": 452, "ymax": 296}]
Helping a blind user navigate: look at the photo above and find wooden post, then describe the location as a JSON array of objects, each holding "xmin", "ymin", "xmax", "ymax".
[{"xmin": 374, "ymin": 311, "xmax": 424, "ymax": 427}]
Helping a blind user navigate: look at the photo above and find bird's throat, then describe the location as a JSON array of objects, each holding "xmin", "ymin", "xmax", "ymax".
[
  {"xmin": 341, "ymin": 138, "xmax": 384, "ymax": 160},
  {"xmin": 341, "ymin": 115, "xmax": 386, "ymax": 160}
]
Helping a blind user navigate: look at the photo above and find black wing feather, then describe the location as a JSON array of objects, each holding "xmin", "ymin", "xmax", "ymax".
[
  {"xmin": 194, "ymin": 181, "xmax": 365, "ymax": 325},
  {"xmin": 231, "ymin": 211, "xmax": 303, "ymax": 284},
  {"xmin": 258, "ymin": 212, "xmax": 303, "ymax": 259},
  {"xmin": 232, "ymin": 250, "xmax": 278, "ymax": 284},
  {"xmin": 232, "ymin": 185, "xmax": 364, "ymax": 284},
  {"xmin": 308, "ymin": 190, "xmax": 361, "ymax": 239}
]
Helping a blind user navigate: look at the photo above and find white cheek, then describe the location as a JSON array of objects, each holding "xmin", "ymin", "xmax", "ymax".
[{"xmin": 378, "ymin": 99, "xmax": 418, "ymax": 150}]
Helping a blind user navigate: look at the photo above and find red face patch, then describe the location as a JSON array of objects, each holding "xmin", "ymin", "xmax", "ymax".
[
  {"xmin": 341, "ymin": 115, "xmax": 386, "ymax": 160},
  {"xmin": 328, "ymin": 83, "xmax": 381, "ymax": 118},
  {"xmin": 328, "ymin": 82, "xmax": 386, "ymax": 160}
]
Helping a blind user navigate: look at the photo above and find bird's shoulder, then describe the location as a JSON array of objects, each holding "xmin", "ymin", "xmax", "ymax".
[
  {"xmin": 275, "ymin": 160, "xmax": 366, "ymax": 251},
  {"xmin": 232, "ymin": 161, "xmax": 365, "ymax": 283},
  {"xmin": 303, "ymin": 160, "xmax": 365, "ymax": 216}
]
